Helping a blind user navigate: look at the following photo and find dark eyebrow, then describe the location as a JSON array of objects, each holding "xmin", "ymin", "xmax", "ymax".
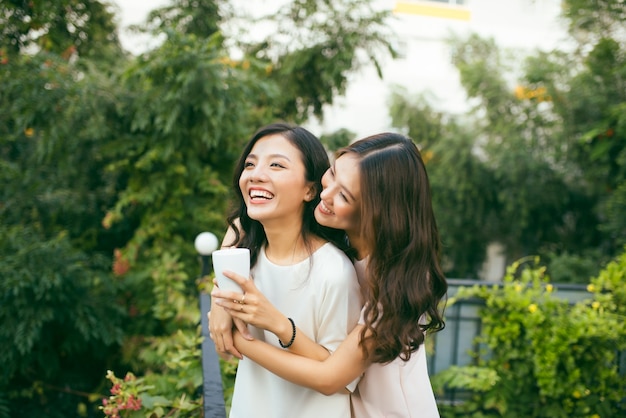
[
  {"xmin": 246, "ymin": 153, "xmax": 291, "ymax": 161},
  {"xmin": 269, "ymin": 154, "xmax": 291, "ymax": 161}
]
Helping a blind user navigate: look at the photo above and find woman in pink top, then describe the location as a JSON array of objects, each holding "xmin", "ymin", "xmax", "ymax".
[{"xmin": 211, "ymin": 133, "xmax": 447, "ymax": 417}]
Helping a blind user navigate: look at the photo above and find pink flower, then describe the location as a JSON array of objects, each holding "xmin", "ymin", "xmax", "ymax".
[
  {"xmin": 124, "ymin": 395, "xmax": 142, "ymax": 411},
  {"xmin": 110, "ymin": 383, "xmax": 122, "ymax": 395}
]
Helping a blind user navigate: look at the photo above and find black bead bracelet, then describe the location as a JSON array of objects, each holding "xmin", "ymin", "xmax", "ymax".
[{"xmin": 278, "ymin": 317, "xmax": 296, "ymax": 348}]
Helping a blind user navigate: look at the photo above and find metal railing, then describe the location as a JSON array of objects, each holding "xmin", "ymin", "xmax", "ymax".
[
  {"xmin": 198, "ymin": 276, "xmax": 619, "ymax": 411},
  {"xmin": 199, "ymin": 292, "xmax": 227, "ymax": 418},
  {"xmin": 196, "ymin": 241, "xmax": 227, "ymax": 418},
  {"xmin": 427, "ymin": 279, "xmax": 595, "ymax": 402}
]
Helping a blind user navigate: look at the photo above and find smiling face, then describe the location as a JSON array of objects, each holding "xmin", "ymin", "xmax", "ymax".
[
  {"xmin": 239, "ymin": 133, "xmax": 315, "ymax": 226},
  {"xmin": 315, "ymin": 153, "xmax": 362, "ymax": 238}
]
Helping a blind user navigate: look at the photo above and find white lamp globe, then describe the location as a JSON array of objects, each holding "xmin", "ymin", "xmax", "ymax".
[{"xmin": 194, "ymin": 232, "xmax": 219, "ymax": 255}]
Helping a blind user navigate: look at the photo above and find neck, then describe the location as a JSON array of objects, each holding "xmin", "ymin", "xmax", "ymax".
[
  {"xmin": 263, "ymin": 218, "xmax": 309, "ymax": 265},
  {"xmin": 347, "ymin": 232, "xmax": 368, "ymax": 260}
]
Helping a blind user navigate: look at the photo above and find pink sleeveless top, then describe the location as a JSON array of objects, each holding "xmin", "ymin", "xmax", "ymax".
[{"xmin": 350, "ymin": 259, "xmax": 440, "ymax": 418}]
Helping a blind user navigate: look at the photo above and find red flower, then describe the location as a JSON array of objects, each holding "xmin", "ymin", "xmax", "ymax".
[{"xmin": 113, "ymin": 249, "xmax": 130, "ymax": 276}]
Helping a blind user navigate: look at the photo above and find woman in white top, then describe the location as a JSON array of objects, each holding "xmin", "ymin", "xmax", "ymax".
[
  {"xmin": 213, "ymin": 123, "xmax": 362, "ymax": 418},
  {"xmin": 213, "ymin": 132, "xmax": 447, "ymax": 417}
]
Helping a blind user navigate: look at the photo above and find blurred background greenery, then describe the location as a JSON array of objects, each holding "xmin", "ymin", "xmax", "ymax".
[{"xmin": 1, "ymin": 0, "xmax": 624, "ymax": 416}]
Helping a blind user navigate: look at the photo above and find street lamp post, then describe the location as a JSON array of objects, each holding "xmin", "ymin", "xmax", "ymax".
[{"xmin": 194, "ymin": 232, "xmax": 226, "ymax": 418}]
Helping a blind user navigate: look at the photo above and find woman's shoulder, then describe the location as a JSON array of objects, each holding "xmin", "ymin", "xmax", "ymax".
[
  {"xmin": 221, "ymin": 219, "xmax": 242, "ymax": 248},
  {"xmin": 313, "ymin": 241, "xmax": 353, "ymax": 263},
  {"xmin": 310, "ymin": 242, "xmax": 357, "ymax": 282}
]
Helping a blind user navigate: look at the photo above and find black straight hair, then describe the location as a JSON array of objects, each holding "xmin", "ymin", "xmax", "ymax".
[{"xmin": 226, "ymin": 123, "xmax": 351, "ymax": 266}]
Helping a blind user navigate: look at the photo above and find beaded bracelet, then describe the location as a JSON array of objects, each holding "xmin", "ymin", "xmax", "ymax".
[{"xmin": 278, "ymin": 317, "xmax": 296, "ymax": 348}]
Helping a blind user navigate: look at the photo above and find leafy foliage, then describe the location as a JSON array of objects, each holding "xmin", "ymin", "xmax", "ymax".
[
  {"xmin": 389, "ymin": 91, "xmax": 496, "ymax": 277},
  {"xmin": 142, "ymin": 0, "xmax": 222, "ymax": 39},
  {"xmin": 0, "ymin": 0, "xmax": 124, "ymax": 63},
  {"xmin": 319, "ymin": 128, "xmax": 357, "ymax": 152},
  {"xmin": 449, "ymin": 33, "xmax": 602, "ymax": 262},
  {"xmin": 389, "ymin": 0, "xmax": 625, "ymax": 278},
  {"xmin": 0, "ymin": 0, "xmax": 396, "ymax": 416},
  {"xmin": 0, "ymin": 223, "xmax": 125, "ymax": 418},
  {"xmin": 562, "ymin": 0, "xmax": 626, "ymax": 39},
  {"xmin": 0, "ymin": 46, "xmax": 130, "ymax": 418},
  {"xmin": 236, "ymin": 0, "xmax": 397, "ymax": 121},
  {"xmin": 433, "ymin": 254, "xmax": 626, "ymax": 417}
]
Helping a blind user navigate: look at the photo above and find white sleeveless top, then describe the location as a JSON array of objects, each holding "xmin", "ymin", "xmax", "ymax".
[{"xmin": 230, "ymin": 243, "xmax": 362, "ymax": 418}]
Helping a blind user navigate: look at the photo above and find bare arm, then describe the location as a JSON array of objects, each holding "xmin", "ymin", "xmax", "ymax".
[
  {"xmin": 213, "ymin": 271, "xmax": 331, "ymax": 361},
  {"xmin": 232, "ymin": 324, "xmax": 370, "ymax": 396}
]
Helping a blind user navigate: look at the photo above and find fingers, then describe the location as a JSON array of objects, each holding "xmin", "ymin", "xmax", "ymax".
[
  {"xmin": 214, "ymin": 297, "xmax": 249, "ymax": 314},
  {"xmin": 233, "ymin": 317, "xmax": 254, "ymax": 341},
  {"xmin": 214, "ymin": 330, "xmax": 242, "ymax": 359},
  {"xmin": 221, "ymin": 331, "xmax": 243, "ymax": 359},
  {"xmin": 207, "ymin": 305, "xmax": 243, "ymax": 359},
  {"xmin": 211, "ymin": 287, "xmax": 244, "ymax": 301},
  {"xmin": 207, "ymin": 310, "xmax": 226, "ymax": 354},
  {"xmin": 222, "ymin": 270, "xmax": 249, "ymax": 286}
]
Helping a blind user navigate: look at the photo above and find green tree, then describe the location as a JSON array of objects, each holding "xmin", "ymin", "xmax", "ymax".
[
  {"xmin": 143, "ymin": 0, "xmax": 222, "ymax": 38},
  {"xmin": 518, "ymin": 0, "xmax": 626, "ymax": 259},
  {"xmin": 1, "ymin": 1, "xmax": 397, "ymax": 416},
  {"xmin": 0, "ymin": 50, "xmax": 130, "ymax": 417},
  {"xmin": 389, "ymin": 0, "xmax": 625, "ymax": 279},
  {"xmin": 320, "ymin": 128, "xmax": 356, "ymax": 152},
  {"xmin": 233, "ymin": 0, "xmax": 397, "ymax": 122},
  {"xmin": 0, "ymin": 224, "xmax": 124, "ymax": 418},
  {"xmin": 0, "ymin": 0, "xmax": 124, "ymax": 63},
  {"xmin": 449, "ymin": 33, "xmax": 594, "ymax": 262},
  {"xmin": 389, "ymin": 91, "xmax": 496, "ymax": 278}
]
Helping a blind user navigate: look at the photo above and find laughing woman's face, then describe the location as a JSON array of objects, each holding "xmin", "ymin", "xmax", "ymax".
[{"xmin": 239, "ymin": 134, "xmax": 314, "ymax": 227}]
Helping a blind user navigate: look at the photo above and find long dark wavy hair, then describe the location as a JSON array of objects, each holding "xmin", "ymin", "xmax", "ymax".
[
  {"xmin": 337, "ymin": 133, "xmax": 447, "ymax": 364},
  {"xmin": 226, "ymin": 123, "xmax": 350, "ymax": 266}
]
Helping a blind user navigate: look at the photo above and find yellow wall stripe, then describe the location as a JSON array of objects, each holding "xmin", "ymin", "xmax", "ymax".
[{"xmin": 393, "ymin": 2, "xmax": 471, "ymax": 21}]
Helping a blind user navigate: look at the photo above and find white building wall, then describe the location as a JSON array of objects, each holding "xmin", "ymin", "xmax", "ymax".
[
  {"xmin": 115, "ymin": 0, "xmax": 568, "ymax": 138},
  {"xmin": 306, "ymin": 0, "xmax": 568, "ymax": 139}
]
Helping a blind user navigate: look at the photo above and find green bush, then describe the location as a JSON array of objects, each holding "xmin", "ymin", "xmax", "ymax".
[
  {"xmin": 433, "ymin": 252, "xmax": 626, "ymax": 418},
  {"xmin": 98, "ymin": 272, "xmax": 238, "ymax": 418},
  {"xmin": 544, "ymin": 250, "xmax": 605, "ymax": 284}
]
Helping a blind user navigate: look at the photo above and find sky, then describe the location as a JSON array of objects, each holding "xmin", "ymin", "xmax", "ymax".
[
  {"xmin": 112, "ymin": 0, "xmax": 169, "ymax": 54},
  {"xmin": 110, "ymin": 0, "xmax": 568, "ymax": 140}
]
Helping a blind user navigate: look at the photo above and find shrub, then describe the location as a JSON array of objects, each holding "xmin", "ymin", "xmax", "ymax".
[
  {"xmin": 433, "ymin": 253, "xmax": 626, "ymax": 417},
  {"xmin": 98, "ymin": 271, "xmax": 238, "ymax": 417}
]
